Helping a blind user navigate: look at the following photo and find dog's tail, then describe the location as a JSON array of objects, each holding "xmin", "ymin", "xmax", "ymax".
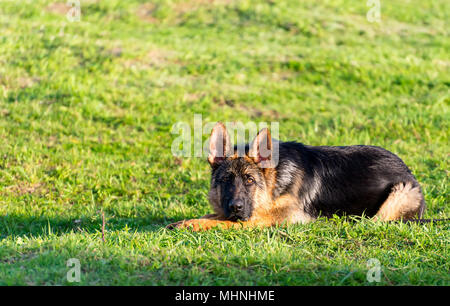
[
  {"xmin": 374, "ymin": 182, "xmax": 449, "ymax": 223},
  {"xmin": 374, "ymin": 182, "xmax": 426, "ymax": 221}
]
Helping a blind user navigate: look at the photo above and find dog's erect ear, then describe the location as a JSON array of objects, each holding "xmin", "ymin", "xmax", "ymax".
[
  {"xmin": 208, "ymin": 122, "xmax": 231, "ymax": 166},
  {"xmin": 249, "ymin": 128, "xmax": 272, "ymax": 167}
]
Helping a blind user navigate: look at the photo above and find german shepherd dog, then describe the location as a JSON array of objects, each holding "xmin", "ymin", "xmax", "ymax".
[{"xmin": 167, "ymin": 122, "xmax": 426, "ymax": 231}]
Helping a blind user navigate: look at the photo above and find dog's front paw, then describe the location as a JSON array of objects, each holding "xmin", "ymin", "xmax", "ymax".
[
  {"xmin": 166, "ymin": 220, "xmax": 187, "ymax": 230},
  {"xmin": 166, "ymin": 219, "xmax": 226, "ymax": 231},
  {"xmin": 166, "ymin": 219, "xmax": 203, "ymax": 230}
]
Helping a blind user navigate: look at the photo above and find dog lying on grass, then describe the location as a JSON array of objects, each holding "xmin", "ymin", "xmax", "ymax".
[{"xmin": 167, "ymin": 122, "xmax": 426, "ymax": 231}]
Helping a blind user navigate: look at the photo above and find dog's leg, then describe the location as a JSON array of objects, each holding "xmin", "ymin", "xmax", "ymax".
[
  {"xmin": 166, "ymin": 217, "xmax": 245, "ymax": 231},
  {"xmin": 374, "ymin": 182, "xmax": 426, "ymax": 221},
  {"xmin": 166, "ymin": 214, "xmax": 275, "ymax": 231}
]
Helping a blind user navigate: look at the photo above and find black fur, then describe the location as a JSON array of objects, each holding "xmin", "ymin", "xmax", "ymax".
[
  {"xmin": 210, "ymin": 139, "xmax": 424, "ymax": 222},
  {"xmin": 274, "ymin": 142, "xmax": 422, "ymax": 218},
  {"xmin": 212, "ymin": 158, "xmax": 262, "ymax": 221}
]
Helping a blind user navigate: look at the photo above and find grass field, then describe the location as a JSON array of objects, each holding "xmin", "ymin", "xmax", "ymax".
[{"xmin": 0, "ymin": 0, "xmax": 449, "ymax": 285}]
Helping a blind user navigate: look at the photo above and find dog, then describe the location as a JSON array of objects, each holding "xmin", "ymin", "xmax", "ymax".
[{"xmin": 167, "ymin": 122, "xmax": 426, "ymax": 231}]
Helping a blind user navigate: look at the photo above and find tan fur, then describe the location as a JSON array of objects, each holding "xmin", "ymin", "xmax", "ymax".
[
  {"xmin": 263, "ymin": 193, "xmax": 313, "ymax": 224},
  {"xmin": 170, "ymin": 179, "xmax": 427, "ymax": 231},
  {"xmin": 167, "ymin": 191, "xmax": 312, "ymax": 231},
  {"xmin": 247, "ymin": 179, "xmax": 274, "ymax": 225},
  {"xmin": 166, "ymin": 217, "xmax": 244, "ymax": 231},
  {"xmin": 249, "ymin": 172, "xmax": 313, "ymax": 225},
  {"xmin": 374, "ymin": 182, "xmax": 426, "ymax": 221},
  {"xmin": 262, "ymin": 167, "xmax": 277, "ymax": 202},
  {"xmin": 168, "ymin": 166, "xmax": 311, "ymax": 231}
]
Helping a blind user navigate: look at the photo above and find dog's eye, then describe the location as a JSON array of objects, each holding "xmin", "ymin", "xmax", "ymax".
[{"xmin": 245, "ymin": 176, "xmax": 255, "ymax": 185}]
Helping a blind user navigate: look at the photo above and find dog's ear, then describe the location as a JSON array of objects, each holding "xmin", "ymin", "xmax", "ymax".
[
  {"xmin": 249, "ymin": 128, "xmax": 272, "ymax": 167},
  {"xmin": 208, "ymin": 122, "xmax": 231, "ymax": 166}
]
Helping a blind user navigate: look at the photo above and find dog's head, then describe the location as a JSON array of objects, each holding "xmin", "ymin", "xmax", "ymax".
[{"xmin": 207, "ymin": 123, "xmax": 274, "ymax": 221}]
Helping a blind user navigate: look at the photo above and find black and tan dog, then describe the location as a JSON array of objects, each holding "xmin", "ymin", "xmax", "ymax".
[{"xmin": 167, "ymin": 122, "xmax": 426, "ymax": 231}]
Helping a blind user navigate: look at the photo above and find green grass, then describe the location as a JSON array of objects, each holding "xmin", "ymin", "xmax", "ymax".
[{"xmin": 0, "ymin": 0, "xmax": 448, "ymax": 285}]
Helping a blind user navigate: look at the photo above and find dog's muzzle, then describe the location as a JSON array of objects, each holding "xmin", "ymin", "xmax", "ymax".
[{"xmin": 226, "ymin": 200, "xmax": 250, "ymax": 221}]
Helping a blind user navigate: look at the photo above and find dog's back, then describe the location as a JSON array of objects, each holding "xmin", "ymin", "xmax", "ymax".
[{"xmin": 275, "ymin": 142, "xmax": 425, "ymax": 220}]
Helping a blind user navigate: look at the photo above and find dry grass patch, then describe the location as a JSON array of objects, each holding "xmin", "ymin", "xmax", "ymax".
[
  {"xmin": 136, "ymin": 3, "xmax": 159, "ymax": 24},
  {"xmin": 1, "ymin": 182, "xmax": 47, "ymax": 196},
  {"xmin": 46, "ymin": 2, "xmax": 69, "ymax": 16}
]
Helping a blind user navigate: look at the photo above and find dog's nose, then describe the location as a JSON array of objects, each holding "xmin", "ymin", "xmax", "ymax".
[{"xmin": 230, "ymin": 201, "xmax": 244, "ymax": 212}]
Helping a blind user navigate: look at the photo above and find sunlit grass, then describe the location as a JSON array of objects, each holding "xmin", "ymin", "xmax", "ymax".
[{"xmin": 0, "ymin": 0, "xmax": 448, "ymax": 285}]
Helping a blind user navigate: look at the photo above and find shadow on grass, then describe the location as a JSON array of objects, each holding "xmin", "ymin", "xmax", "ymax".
[{"xmin": 0, "ymin": 212, "xmax": 184, "ymax": 239}]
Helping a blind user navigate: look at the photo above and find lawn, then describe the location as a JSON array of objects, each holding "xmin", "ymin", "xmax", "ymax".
[{"xmin": 0, "ymin": 0, "xmax": 448, "ymax": 285}]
